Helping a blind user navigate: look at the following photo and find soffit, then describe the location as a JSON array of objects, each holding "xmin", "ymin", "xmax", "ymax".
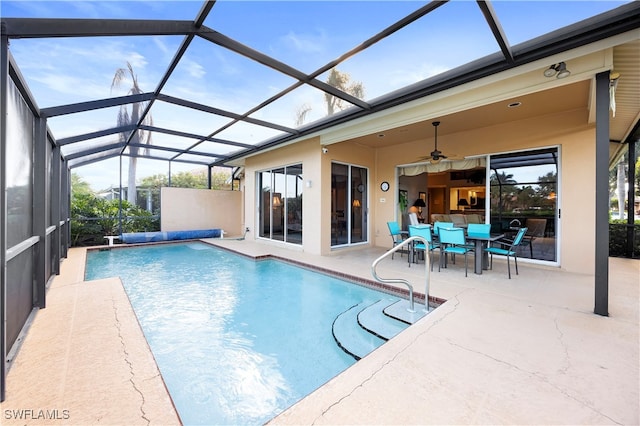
[
  {"xmin": 610, "ymin": 39, "xmax": 640, "ymax": 143},
  {"xmin": 342, "ymin": 80, "xmax": 591, "ymax": 149},
  {"xmin": 326, "ymin": 39, "xmax": 638, "ymax": 152}
]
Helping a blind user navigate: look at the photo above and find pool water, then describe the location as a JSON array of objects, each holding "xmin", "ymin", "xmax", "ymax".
[{"xmin": 85, "ymin": 242, "xmax": 394, "ymax": 425}]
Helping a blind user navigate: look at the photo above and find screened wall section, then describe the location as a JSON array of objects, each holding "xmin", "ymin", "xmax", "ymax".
[
  {"xmin": 489, "ymin": 148, "xmax": 558, "ymax": 263},
  {"xmin": 258, "ymin": 164, "xmax": 303, "ymax": 245},
  {"xmin": 331, "ymin": 163, "xmax": 368, "ymax": 247},
  {"xmin": 1, "ymin": 67, "xmax": 70, "ymax": 401}
]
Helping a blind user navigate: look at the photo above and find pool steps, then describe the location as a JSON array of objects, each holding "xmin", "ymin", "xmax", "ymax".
[{"xmin": 332, "ymin": 298, "xmax": 428, "ymax": 360}]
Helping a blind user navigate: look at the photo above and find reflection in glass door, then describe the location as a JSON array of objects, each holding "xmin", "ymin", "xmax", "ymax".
[
  {"xmin": 331, "ymin": 162, "xmax": 368, "ymax": 246},
  {"xmin": 489, "ymin": 148, "xmax": 558, "ymax": 262}
]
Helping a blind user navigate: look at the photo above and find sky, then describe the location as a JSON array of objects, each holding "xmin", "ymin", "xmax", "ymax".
[{"xmin": 1, "ymin": 0, "xmax": 630, "ymax": 191}]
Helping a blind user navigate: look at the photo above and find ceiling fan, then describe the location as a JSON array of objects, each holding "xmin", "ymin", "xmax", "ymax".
[{"xmin": 417, "ymin": 121, "xmax": 457, "ymax": 163}]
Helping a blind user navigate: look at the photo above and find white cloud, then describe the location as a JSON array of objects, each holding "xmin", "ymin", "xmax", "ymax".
[
  {"xmin": 184, "ymin": 59, "xmax": 206, "ymax": 79},
  {"xmin": 280, "ymin": 30, "xmax": 326, "ymax": 54}
]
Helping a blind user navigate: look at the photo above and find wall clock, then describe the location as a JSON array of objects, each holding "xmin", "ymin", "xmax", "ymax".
[{"xmin": 380, "ymin": 181, "xmax": 390, "ymax": 192}]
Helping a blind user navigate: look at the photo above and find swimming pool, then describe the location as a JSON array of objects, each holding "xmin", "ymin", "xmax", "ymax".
[{"xmin": 85, "ymin": 242, "xmax": 403, "ymax": 425}]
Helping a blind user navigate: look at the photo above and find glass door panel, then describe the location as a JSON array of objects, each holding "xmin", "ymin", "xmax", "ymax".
[{"xmin": 489, "ymin": 148, "xmax": 558, "ymax": 262}]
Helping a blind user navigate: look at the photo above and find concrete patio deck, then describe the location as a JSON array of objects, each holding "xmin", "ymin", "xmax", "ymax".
[{"xmin": 1, "ymin": 239, "xmax": 638, "ymax": 425}]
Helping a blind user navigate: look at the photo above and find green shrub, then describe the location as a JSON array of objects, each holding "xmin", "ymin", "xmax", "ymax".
[{"xmin": 71, "ymin": 193, "xmax": 159, "ymax": 246}]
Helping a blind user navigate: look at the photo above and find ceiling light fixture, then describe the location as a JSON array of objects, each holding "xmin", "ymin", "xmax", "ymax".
[{"xmin": 544, "ymin": 62, "xmax": 571, "ymax": 79}]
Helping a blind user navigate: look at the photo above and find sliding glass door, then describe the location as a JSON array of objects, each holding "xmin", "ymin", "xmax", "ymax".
[
  {"xmin": 489, "ymin": 148, "xmax": 558, "ymax": 262},
  {"xmin": 331, "ymin": 162, "xmax": 367, "ymax": 247},
  {"xmin": 258, "ymin": 164, "xmax": 303, "ymax": 244}
]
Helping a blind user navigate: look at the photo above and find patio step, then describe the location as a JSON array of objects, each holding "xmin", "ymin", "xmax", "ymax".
[{"xmin": 332, "ymin": 299, "xmax": 429, "ymax": 360}]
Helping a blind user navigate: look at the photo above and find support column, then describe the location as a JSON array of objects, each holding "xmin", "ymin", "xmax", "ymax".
[
  {"xmin": 594, "ymin": 71, "xmax": 610, "ymax": 316},
  {"xmin": 33, "ymin": 118, "xmax": 47, "ymax": 308},
  {"xmin": 626, "ymin": 139, "xmax": 637, "ymax": 257},
  {"xmin": 51, "ymin": 145, "xmax": 61, "ymax": 274},
  {"xmin": 1, "ymin": 24, "xmax": 9, "ymax": 403}
]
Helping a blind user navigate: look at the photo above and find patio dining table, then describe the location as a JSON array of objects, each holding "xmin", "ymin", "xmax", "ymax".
[{"xmin": 465, "ymin": 232, "xmax": 505, "ymax": 274}]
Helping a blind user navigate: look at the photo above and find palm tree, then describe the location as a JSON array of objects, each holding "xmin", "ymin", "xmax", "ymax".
[
  {"xmin": 111, "ymin": 62, "xmax": 153, "ymax": 206},
  {"xmin": 490, "ymin": 171, "xmax": 517, "ymax": 216},
  {"xmin": 324, "ymin": 68, "xmax": 365, "ymax": 116}
]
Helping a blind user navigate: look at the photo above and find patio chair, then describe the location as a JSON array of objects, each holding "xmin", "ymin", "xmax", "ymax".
[
  {"xmin": 466, "ymin": 223, "xmax": 491, "ymax": 237},
  {"xmin": 521, "ymin": 218, "xmax": 547, "ymax": 257},
  {"xmin": 433, "ymin": 221, "xmax": 454, "ymax": 240},
  {"xmin": 485, "ymin": 227, "xmax": 528, "ymax": 279},
  {"xmin": 408, "ymin": 225, "xmax": 439, "ymax": 270},
  {"xmin": 464, "ymin": 223, "xmax": 491, "ymax": 249},
  {"xmin": 387, "ymin": 221, "xmax": 408, "ymax": 259},
  {"xmin": 438, "ymin": 227, "xmax": 474, "ymax": 277}
]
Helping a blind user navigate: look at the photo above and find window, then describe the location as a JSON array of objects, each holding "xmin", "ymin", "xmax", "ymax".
[{"xmin": 258, "ymin": 164, "xmax": 303, "ymax": 244}]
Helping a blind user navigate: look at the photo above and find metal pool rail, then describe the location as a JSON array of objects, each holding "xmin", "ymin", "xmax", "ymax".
[{"xmin": 371, "ymin": 236, "xmax": 431, "ymax": 313}]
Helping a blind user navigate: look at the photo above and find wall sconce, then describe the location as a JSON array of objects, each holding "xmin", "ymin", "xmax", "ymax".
[
  {"xmin": 352, "ymin": 199, "xmax": 361, "ymax": 208},
  {"xmin": 544, "ymin": 62, "xmax": 571, "ymax": 79}
]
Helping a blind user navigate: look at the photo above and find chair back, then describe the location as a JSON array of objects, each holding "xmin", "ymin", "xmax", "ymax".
[
  {"xmin": 512, "ymin": 227, "xmax": 528, "ymax": 246},
  {"xmin": 467, "ymin": 223, "xmax": 490, "ymax": 237},
  {"xmin": 387, "ymin": 221, "xmax": 401, "ymax": 236},
  {"xmin": 438, "ymin": 227, "xmax": 465, "ymax": 245},
  {"xmin": 409, "ymin": 225, "xmax": 432, "ymax": 244},
  {"xmin": 433, "ymin": 221, "xmax": 454, "ymax": 237},
  {"xmin": 525, "ymin": 218, "xmax": 546, "ymax": 237},
  {"xmin": 408, "ymin": 212, "xmax": 419, "ymax": 226}
]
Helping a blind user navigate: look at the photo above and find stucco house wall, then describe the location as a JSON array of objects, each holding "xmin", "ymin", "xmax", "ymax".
[{"xmin": 161, "ymin": 187, "xmax": 243, "ymax": 237}]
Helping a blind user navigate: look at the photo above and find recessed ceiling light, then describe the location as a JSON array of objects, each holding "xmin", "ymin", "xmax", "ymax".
[
  {"xmin": 378, "ymin": 133, "xmax": 385, "ymax": 137},
  {"xmin": 508, "ymin": 102, "xmax": 522, "ymax": 108}
]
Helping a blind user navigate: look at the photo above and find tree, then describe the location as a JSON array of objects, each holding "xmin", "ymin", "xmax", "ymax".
[
  {"xmin": 71, "ymin": 172, "xmax": 92, "ymax": 196},
  {"xmin": 111, "ymin": 62, "xmax": 153, "ymax": 206},
  {"xmin": 70, "ymin": 173, "xmax": 157, "ymax": 246},
  {"xmin": 324, "ymin": 68, "xmax": 365, "ymax": 116},
  {"xmin": 490, "ymin": 171, "xmax": 517, "ymax": 214}
]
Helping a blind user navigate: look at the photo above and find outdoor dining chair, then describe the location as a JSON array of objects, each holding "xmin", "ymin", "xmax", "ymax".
[
  {"xmin": 438, "ymin": 227, "xmax": 474, "ymax": 277},
  {"xmin": 485, "ymin": 227, "xmax": 528, "ymax": 279},
  {"xmin": 408, "ymin": 225, "xmax": 439, "ymax": 270},
  {"xmin": 387, "ymin": 221, "xmax": 408, "ymax": 259},
  {"xmin": 433, "ymin": 221, "xmax": 454, "ymax": 240}
]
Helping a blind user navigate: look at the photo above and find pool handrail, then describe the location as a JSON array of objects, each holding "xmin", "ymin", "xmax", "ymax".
[{"xmin": 371, "ymin": 236, "xmax": 431, "ymax": 313}]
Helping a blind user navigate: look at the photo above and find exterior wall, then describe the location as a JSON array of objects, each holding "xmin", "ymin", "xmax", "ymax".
[
  {"xmin": 244, "ymin": 138, "xmax": 323, "ymax": 254},
  {"xmin": 319, "ymin": 138, "xmax": 376, "ymax": 255},
  {"xmin": 241, "ymin": 107, "xmax": 596, "ymax": 274},
  {"xmin": 371, "ymin": 108, "xmax": 594, "ymax": 274},
  {"xmin": 244, "ymin": 137, "xmax": 377, "ymax": 255},
  {"xmin": 161, "ymin": 187, "xmax": 243, "ymax": 236}
]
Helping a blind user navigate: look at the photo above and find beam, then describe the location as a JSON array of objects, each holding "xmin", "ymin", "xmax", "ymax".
[
  {"xmin": 2, "ymin": 18, "xmax": 196, "ymax": 38},
  {"xmin": 157, "ymin": 94, "xmax": 297, "ymax": 136},
  {"xmin": 41, "ymin": 93, "xmax": 154, "ymax": 118},
  {"xmin": 56, "ymin": 125, "xmax": 135, "ymax": 146},
  {"xmin": 128, "ymin": 142, "xmax": 228, "ymax": 159},
  {"xmin": 594, "ymin": 71, "xmax": 610, "ymax": 316},
  {"xmin": 197, "ymin": 28, "xmax": 371, "ymax": 110},
  {"xmin": 476, "ymin": 0, "xmax": 514, "ymax": 63}
]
